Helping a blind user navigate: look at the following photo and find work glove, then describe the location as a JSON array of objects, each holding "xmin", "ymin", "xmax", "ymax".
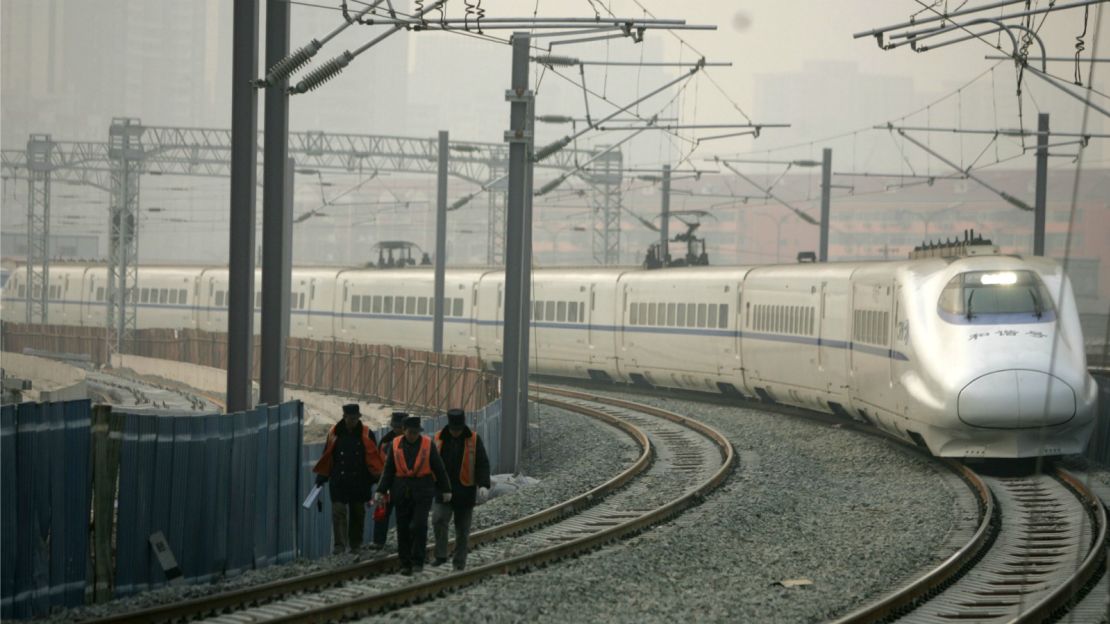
[
  {"xmin": 314, "ymin": 474, "xmax": 328, "ymax": 487},
  {"xmin": 442, "ymin": 492, "xmax": 453, "ymax": 504}
]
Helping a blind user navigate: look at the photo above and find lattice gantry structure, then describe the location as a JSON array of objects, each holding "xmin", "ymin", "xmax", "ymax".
[
  {"xmin": 587, "ymin": 149, "xmax": 623, "ymax": 266},
  {"xmin": 0, "ymin": 120, "xmax": 614, "ymax": 347}
]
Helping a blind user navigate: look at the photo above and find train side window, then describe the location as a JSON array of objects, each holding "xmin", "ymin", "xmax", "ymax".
[
  {"xmin": 130, "ymin": 289, "xmax": 139, "ymax": 304},
  {"xmin": 707, "ymin": 304, "xmax": 718, "ymax": 329},
  {"xmin": 697, "ymin": 303, "xmax": 707, "ymax": 328},
  {"xmin": 141, "ymin": 288, "xmax": 150, "ymax": 303},
  {"xmin": 882, "ymin": 311, "xmax": 890, "ymax": 345},
  {"xmin": 179, "ymin": 289, "xmax": 188, "ymax": 304},
  {"xmin": 352, "ymin": 296, "xmax": 361, "ymax": 312},
  {"xmin": 629, "ymin": 302, "xmax": 638, "ymax": 325},
  {"xmin": 405, "ymin": 296, "xmax": 415, "ymax": 315},
  {"xmin": 372, "ymin": 295, "xmax": 382, "ymax": 313},
  {"xmin": 418, "ymin": 297, "xmax": 428, "ymax": 316},
  {"xmin": 568, "ymin": 301, "xmax": 578, "ymax": 322},
  {"xmin": 384, "ymin": 296, "xmax": 394, "ymax": 314},
  {"xmin": 535, "ymin": 301, "xmax": 545, "ymax": 321},
  {"xmin": 719, "ymin": 304, "xmax": 729, "ymax": 329},
  {"xmin": 646, "ymin": 302, "xmax": 656, "ymax": 325},
  {"xmin": 654, "ymin": 303, "xmax": 664, "ymax": 326},
  {"xmin": 360, "ymin": 295, "xmax": 370, "ymax": 312},
  {"xmin": 557, "ymin": 301, "xmax": 567, "ymax": 322},
  {"xmin": 299, "ymin": 292, "xmax": 306, "ymax": 309},
  {"xmin": 666, "ymin": 303, "xmax": 675, "ymax": 326},
  {"xmin": 169, "ymin": 289, "xmax": 179, "ymax": 304},
  {"xmin": 790, "ymin": 306, "xmax": 797, "ymax": 334},
  {"xmin": 215, "ymin": 291, "xmax": 224, "ymax": 307},
  {"xmin": 635, "ymin": 302, "xmax": 645, "ymax": 325},
  {"xmin": 453, "ymin": 298, "xmax": 463, "ymax": 317},
  {"xmin": 675, "ymin": 303, "xmax": 685, "ymax": 326},
  {"xmin": 578, "ymin": 302, "xmax": 585, "ymax": 323},
  {"xmin": 96, "ymin": 286, "xmax": 105, "ymax": 301},
  {"xmin": 545, "ymin": 301, "xmax": 555, "ymax": 321}
]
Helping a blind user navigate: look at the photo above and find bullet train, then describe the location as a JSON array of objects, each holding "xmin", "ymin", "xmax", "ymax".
[{"xmin": 1, "ymin": 242, "xmax": 1097, "ymax": 459}]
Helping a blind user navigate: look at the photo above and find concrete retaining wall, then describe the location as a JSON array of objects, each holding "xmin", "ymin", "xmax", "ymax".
[{"xmin": 1, "ymin": 352, "xmax": 87, "ymax": 402}]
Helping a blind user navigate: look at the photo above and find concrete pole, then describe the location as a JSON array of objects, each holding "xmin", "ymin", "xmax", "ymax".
[
  {"xmin": 819, "ymin": 148, "xmax": 832, "ymax": 262},
  {"xmin": 260, "ymin": 0, "xmax": 291, "ymax": 406},
  {"xmin": 1034, "ymin": 113, "xmax": 1049, "ymax": 256},
  {"xmin": 660, "ymin": 164, "xmax": 671, "ymax": 265},
  {"xmin": 519, "ymin": 89, "xmax": 535, "ymax": 444},
  {"xmin": 226, "ymin": 0, "xmax": 260, "ymax": 413},
  {"xmin": 499, "ymin": 32, "xmax": 531, "ymax": 473},
  {"xmin": 433, "ymin": 131, "xmax": 448, "ymax": 353}
]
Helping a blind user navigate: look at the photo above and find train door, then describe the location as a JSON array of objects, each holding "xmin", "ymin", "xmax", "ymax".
[
  {"xmin": 338, "ymin": 278, "xmax": 352, "ymax": 338},
  {"xmin": 469, "ymin": 283, "xmax": 479, "ymax": 345},
  {"xmin": 818, "ymin": 280, "xmax": 849, "ymax": 396},
  {"xmin": 587, "ymin": 283, "xmax": 598, "ymax": 364},
  {"xmin": 84, "ymin": 273, "xmax": 98, "ymax": 325},
  {"xmin": 890, "ymin": 281, "xmax": 903, "ymax": 385}
]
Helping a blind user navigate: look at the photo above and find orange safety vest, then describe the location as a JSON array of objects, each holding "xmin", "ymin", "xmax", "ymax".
[
  {"xmin": 436, "ymin": 430, "xmax": 478, "ymax": 487},
  {"xmin": 393, "ymin": 435, "xmax": 433, "ymax": 478},
  {"xmin": 313, "ymin": 422, "xmax": 384, "ymax": 477}
]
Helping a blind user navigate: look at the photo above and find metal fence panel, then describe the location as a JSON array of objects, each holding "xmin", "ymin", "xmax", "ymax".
[
  {"xmin": 0, "ymin": 406, "xmax": 15, "ymax": 619},
  {"xmin": 277, "ymin": 402, "xmax": 301, "ymax": 563},
  {"xmin": 149, "ymin": 417, "xmax": 175, "ymax": 585}
]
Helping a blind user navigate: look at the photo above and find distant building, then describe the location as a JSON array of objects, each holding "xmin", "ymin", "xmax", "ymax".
[{"xmin": 1, "ymin": 231, "xmax": 99, "ymax": 260}]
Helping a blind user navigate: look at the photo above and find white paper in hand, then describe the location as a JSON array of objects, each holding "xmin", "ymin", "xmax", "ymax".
[{"xmin": 302, "ymin": 484, "xmax": 324, "ymax": 509}]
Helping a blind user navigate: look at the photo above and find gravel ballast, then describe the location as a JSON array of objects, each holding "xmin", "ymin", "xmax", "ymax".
[
  {"xmin": 36, "ymin": 402, "xmax": 636, "ymax": 623},
  {"xmin": 364, "ymin": 390, "xmax": 965, "ymax": 624}
]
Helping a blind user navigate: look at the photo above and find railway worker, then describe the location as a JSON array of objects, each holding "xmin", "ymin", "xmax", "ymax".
[
  {"xmin": 375, "ymin": 415, "xmax": 452, "ymax": 575},
  {"xmin": 431, "ymin": 408, "xmax": 491, "ymax": 571},
  {"xmin": 314, "ymin": 403, "xmax": 385, "ymax": 555},
  {"xmin": 370, "ymin": 411, "xmax": 408, "ymax": 550}
]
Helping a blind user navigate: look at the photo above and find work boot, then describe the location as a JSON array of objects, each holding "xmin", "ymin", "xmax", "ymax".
[
  {"xmin": 431, "ymin": 557, "xmax": 448, "ymax": 567},
  {"xmin": 368, "ymin": 542, "xmax": 384, "ymax": 551},
  {"xmin": 400, "ymin": 566, "xmax": 413, "ymax": 576},
  {"xmin": 413, "ymin": 563, "xmax": 424, "ymax": 573},
  {"xmin": 453, "ymin": 562, "xmax": 465, "ymax": 571}
]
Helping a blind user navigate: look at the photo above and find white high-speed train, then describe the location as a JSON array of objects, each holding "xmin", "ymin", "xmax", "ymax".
[{"xmin": 1, "ymin": 243, "xmax": 1097, "ymax": 459}]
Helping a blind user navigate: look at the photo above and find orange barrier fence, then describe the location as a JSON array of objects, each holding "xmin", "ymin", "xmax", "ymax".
[{"xmin": 0, "ymin": 323, "xmax": 499, "ymax": 413}]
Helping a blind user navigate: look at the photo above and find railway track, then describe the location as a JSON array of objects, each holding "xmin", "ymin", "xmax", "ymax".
[
  {"xmin": 835, "ymin": 464, "xmax": 1108, "ymax": 623},
  {"xmin": 85, "ymin": 386, "xmax": 734, "ymax": 624}
]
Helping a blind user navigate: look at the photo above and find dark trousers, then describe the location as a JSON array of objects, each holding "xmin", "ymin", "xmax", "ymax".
[
  {"xmin": 372, "ymin": 498, "xmax": 395, "ymax": 546},
  {"xmin": 394, "ymin": 494, "xmax": 433, "ymax": 567},
  {"xmin": 331, "ymin": 502, "xmax": 366, "ymax": 554},
  {"xmin": 433, "ymin": 502, "xmax": 474, "ymax": 569}
]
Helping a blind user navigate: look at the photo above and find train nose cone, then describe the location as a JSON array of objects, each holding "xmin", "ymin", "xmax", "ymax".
[{"xmin": 958, "ymin": 370, "xmax": 1075, "ymax": 429}]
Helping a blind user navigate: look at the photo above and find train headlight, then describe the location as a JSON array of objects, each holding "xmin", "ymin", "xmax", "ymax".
[{"xmin": 979, "ymin": 272, "xmax": 1017, "ymax": 285}]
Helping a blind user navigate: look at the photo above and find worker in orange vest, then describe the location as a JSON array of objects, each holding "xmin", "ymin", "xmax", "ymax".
[
  {"xmin": 313, "ymin": 404, "xmax": 384, "ymax": 554},
  {"xmin": 431, "ymin": 408, "xmax": 491, "ymax": 571},
  {"xmin": 374, "ymin": 415, "xmax": 451, "ymax": 575},
  {"xmin": 370, "ymin": 411, "xmax": 407, "ymax": 550}
]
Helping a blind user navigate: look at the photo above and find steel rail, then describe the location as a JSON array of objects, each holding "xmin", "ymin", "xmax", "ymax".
[
  {"xmin": 832, "ymin": 465, "xmax": 1107, "ymax": 623},
  {"xmin": 251, "ymin": 389, "xmax": 734, "ymax": 623},
  {"xmin": 1012, "ymin": 467, "xmax": 1108, "ymax": 623},
  {"xmin": 82, "ymin": 393, "xmax": 653, "ymax": 624},
  {"xmin": 829, "ymin": 462, "xmax": 995, "ymax": 624}
]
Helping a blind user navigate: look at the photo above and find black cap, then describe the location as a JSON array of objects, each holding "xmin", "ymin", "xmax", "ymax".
[
  {"xmin": 390, "ymin": 411, "xmax": 407, "ymax": 426},
  {"xmin": 402, "ymin": 416, "xmax": 422, "ymax": 431},
  {"xmin": 342, "ymin": 404, "xmax": 361, "ymax": 417},
  {"xmin": 447, "ymin": 408, "xmax": 465, "ymax": 426}
]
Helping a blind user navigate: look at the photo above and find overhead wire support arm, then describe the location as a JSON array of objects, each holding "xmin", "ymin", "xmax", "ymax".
[
  {"xmin": 288, "ymin": 0, "xmax": 448, "ymax": 94},
  {"xmin": 853, "ymin": 0, "xmax": 1104, "ymax": 47},
  {"xmin": 712, "ymin": 158, "xmax": 819, "ymax": 225},
  {"xmin": 877, "ymin": 124, "xmax": 1110, "ymax": 139},
  {"xmin": 894, "ymin": 128, "xmax": 1033, "ymax": 210},
  {"xmin": 1020, "ymin": 63, "xmax": 1110, "ymax": 119},
  {"xmin": 533, "ymin": 59, "xmax": 706, "ymax": 162},
  {"xmin": 536, "ymin": 120, "xmax": 657, "ymax": 196},
  {"xmin": 256, "ymin": 0, "xmax": 387, "ymax": 87}
]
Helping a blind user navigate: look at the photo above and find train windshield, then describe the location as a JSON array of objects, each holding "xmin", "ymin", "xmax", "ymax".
[{"xmin": 938, "ymin": 270, "xmax": 1055, "ymax": 324}]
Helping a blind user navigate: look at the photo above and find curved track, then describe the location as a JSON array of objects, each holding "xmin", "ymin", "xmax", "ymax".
[
  {"xmin": 835, "ymin": 465, "xmax": 1107, "ymax": 623},
  {"xmin": 85, "ymin": 387, "xmax": 734, "ymax": 624}
]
